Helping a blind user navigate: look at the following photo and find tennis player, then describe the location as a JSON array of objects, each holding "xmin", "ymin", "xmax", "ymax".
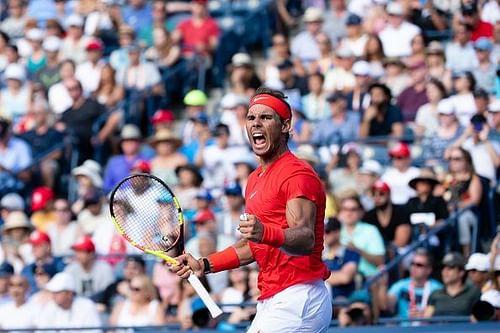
[{"xmin": 172, "ymin": 87, "xmax": 332, "ymax": 332}]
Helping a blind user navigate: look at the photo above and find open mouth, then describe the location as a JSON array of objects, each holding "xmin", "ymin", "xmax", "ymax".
[{"xmin": 252, "ymin": 132, "xmax": 266, "ymax": 147}]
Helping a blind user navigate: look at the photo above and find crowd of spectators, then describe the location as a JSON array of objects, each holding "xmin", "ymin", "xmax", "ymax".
[{"xmin": 0, "ymin": 0, "xmax": 499, "ymax": 331}]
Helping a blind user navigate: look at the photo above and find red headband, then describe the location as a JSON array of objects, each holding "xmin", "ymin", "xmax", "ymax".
[{"xmin": 249, "ymin": 94, "xmax": 291, "ymax": 121}]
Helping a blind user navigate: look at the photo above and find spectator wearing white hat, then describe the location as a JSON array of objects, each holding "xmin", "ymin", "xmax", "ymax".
[
  {"xmin": 25, "ymin": 28, "xmax": 46, "ymax": 74},
  {"xmin": 60, "ymin": 14, "xmax": 92, "ymax": 64},
  {"xmin": 356, "ymin": 159, "xmax": 383, "ymax": 211},
  {"xmin": 378, "ymin": 2, "xmax": 421, "ymax": 58},
  {"xmin": 348, "ymin": 60, "xmax": 373, "ymax": 114},
  {"xmin": 0, "ymin": 63, "xmax": 31, "ymax": 125},
  {"xmin": 33, "ymin": 36, "xmax": 62, "ymax": 91},
  {"xmin": 323, "ymin": 46, "xmax": 356, "ymax": 93},
  {"xmin": 466, "ymin": 253, "xmax": 492, "ymax": 292},
  {"xmin": 0, "ymin": 192, "xmax": 24, "ymax": 224},
  {"xmin": 1, "ymin": 212, "xmax": 34, "ymax": 272},
  {"xmin": 219, "ymin": 92, "xmax": 251, "ymax": 146},
  {"xmin": 228, "ymin": 52, "xmax": 262, "ymax": 97},
  {"xmin": 291, "ymin": 7, "xmax": 324, "ymax": 68},
  {"xmin": 34, "ymin": 272, "xmax": 101, "ymax": 331},
  {"xmin": 488, "ymin": 99, "xmax": 500, "ymax": 142},
  {"xmin": 422, "ymin": 98, "xmax": 464, "ymax": 164},
  {"xmin": 0, "ymin": 275, "xmax": 34, "ymax": 330}
]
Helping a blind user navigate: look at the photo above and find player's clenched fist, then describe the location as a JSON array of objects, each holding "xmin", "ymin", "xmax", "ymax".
[{"xmin": 238, "ymin": 213, "xmax": 264, "ymax": 243}]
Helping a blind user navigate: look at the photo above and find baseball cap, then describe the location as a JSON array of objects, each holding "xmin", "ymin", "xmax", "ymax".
[
  {"xmin": 220, "ymin": 93, "xmax": 249, "ymax": 109},
  {"xmin": 461, "ymin": 3, "xmax": 478, "ymax": 15},
  {"xmin": 352, "ymin": 60, "xmax": 371, "ymax": 76},
  {"xmin": 359, "ymin": 160, "xmax": 383, "ymax": 176},
  {"xmin": 29, "ymin": 230, "xmax": 51, "ymax": 246},
  {"xmin": 43, "ymin": 36, "xmax": 61, "ymax": 52},
  {"xmin": 195, "ymin": 189, "xmax": 213, "ymax": 202},
  {"xmin": 26, "ymin": 28, "xmax": 44, "ymax": 41},
  {"xmin": 31, "ymin": 186, "xmax": 54, "ymax": 212},
  {"xmin": 473, "ymin": 88, "xmax": 489, "ymax": 99},
  {"xmin": 442, "ymin": 252, "xmax": 465, "ymax": 269},
  {"xmin": 131, "ymin": 159, "xmax": 151, "ymax": 173},
  {"xmin": 65, "ymin": 14, "xmax": 84, "ymax": 28},
  {"xmin": 474, "ymin": 37, "xmax": 493, "ymax": 52},
  {"xmin": 45, "ymin": 272, "xmax": 76, "ymax": 293},
  {"xmin": 277, "ymin": 59, "xmax": 294, "ymax": 70},
  {"xmin": 120, "ymin": 124, "xmax": 142, "ymax": 141},
  {"xmin": 336, "ymin": 46, "xmax": 354, "ymax": 58},
  {"xmin": 192, "ymin": 112, "xmax": 209, "ymax": 124},
  {"xmin": 4, "ymin": 64, "xmax": 26, "ymax": 82},
  {"xmin": 1, "ymin": 193, "xmax": 25, "ymax": 211},
  {"xmin": 465, "ymin": 253, "xmax": 490, "ymax": 272},
  {"xmin": 326, "ymin": 92, "xmax": 348, "ymax": 103},
  {"xmin": 481, "ymin": 289, "xmax": 500, "ymax": 308},
  {"xmin": 231, "ymin": 53, "xmax": 252, "ymax": 67},
  {"xmin": 0, "ymin": 262, "xmax": 14, "ymax": 278},
  {"xmin": 437, "ymin": 98, "xmax": 455, "ymax": 115},
  {"xmin": 224, "ymin": 182, "xmax": 242, "ymax": 196},
  {"xmin": 184, "ymin": 90, "xmax": 208, "ymax": 107},
  {"xmin": 388, "ymin": 142, "xmax": 411, "ymax": 158},
  {"xmin": 303, "ymin": 7, "xmax": 323, "ymax": 23},
  {"xmin": 346, "ymin": 14, "xmax": 362, "ymax": 26},
  {"xmin": 372, "ymin": 180, "xmax": 391, "ymax": 193},
  {"xmin": 33, "ymin": 262, "xmax": 58, "ymax": 279},
  {"xmin": 426, "ymin": 41, "xmax": 444, "ymax": 55},
  {"xmin": 386, "ymin": 2, "xmax": 404, "ymax": 16},
  {"xmin": 86, "ymin": 39, "xmax": 104, "ymax": 51},
  {"xmin": 325, "ymin": 218, "xmax": 341, "ymax": 233},
  {"xmin": 193, "ymin": 209, "xmax": 216, "ymax": 224},
  {"xmin": 489, "ymin": 99, "xmax": 500, "ymax": 112},
  {"xmin": 71, "ymin": 235, "xmax": 96, "ymax": 252},
  {"xmin": 152, "ymin": 109, "xmax": 175, "ymax": 125}
]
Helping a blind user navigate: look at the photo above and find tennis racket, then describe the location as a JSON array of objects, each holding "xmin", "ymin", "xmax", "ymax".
[{"xmin": 109, "ymin": 173, "xmax": 223, "ymax": 318}]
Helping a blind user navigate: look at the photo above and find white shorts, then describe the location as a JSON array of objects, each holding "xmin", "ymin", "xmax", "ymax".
[{"xmin": 247, "ymin": 279, "xmax": 332, "ymax": 333}]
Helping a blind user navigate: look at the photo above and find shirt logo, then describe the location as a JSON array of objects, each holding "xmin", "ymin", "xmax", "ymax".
[{"xmin": 249, "ymin": 191, "xmax": 258, "ymax": 199}]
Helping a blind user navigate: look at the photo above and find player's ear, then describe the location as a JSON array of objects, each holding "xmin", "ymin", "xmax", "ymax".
[{"xmin": 281, "ymin": 119, "xmax": 291, "ymax": 134}]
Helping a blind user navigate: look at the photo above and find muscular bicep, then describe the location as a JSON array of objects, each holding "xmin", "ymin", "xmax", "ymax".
[
  {"xmin": 282, "ymin": 197, "xmax": 317, "ymax": 255},
  {"xmin": 285, "ymin": 197, "xmax": 317, "ymax": 231}
]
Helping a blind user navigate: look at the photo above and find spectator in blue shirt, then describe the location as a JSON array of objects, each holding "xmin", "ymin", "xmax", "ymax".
[
  {"xmin": 384, "ymin": 248, "xmax": 442, "ymax": 319},
  {"xmin": 103, "ymin": 124, "xmax": 149, "ymax": 193},
  {"xmin": 122, "ymin": 0, "xmax": 153, "ymax": 33},
  {"xmin": 323, "ymin": 218, "xmax": 360, "ymax": 300},
  {"xmin": 312, "ymin": 92, "xmax": 360, "ymax": 146}
]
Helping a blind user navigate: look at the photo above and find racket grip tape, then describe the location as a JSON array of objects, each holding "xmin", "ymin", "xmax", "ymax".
[{"xmin": 187, "ymin": 274, "xmax": 223, "ymax": 318}]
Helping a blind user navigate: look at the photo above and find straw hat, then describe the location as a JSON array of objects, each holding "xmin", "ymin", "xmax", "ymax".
[
  {"xmin": 409, "ymin": 168, "xmax": 440, "ymax": 189},
  {"xmin": 149, "ymin": 129, "xmax": 182, "ymax": 148},
  {"xmin": 2, "ymin": 212, "xmax": 33, "ymax": 233}
]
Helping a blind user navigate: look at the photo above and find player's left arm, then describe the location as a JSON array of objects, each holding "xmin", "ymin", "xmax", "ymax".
[{"xmin": 282, "ymin": 197, "xmax": 317, "ymax": 256}]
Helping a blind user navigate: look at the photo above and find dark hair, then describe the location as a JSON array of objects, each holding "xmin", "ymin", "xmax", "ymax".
[
  {"xmin": 0, "ymin": 31, "xmax": 10, "ymax": 45},
  {"xmin": 364, "ymin": 34, "xmax": 385, "ymax": 61},
  {"xmin": 0, "ymin": 118, "xmax": 11, "ymax": 140},
  {"xmin": 214, "ymin": 123, "xmax": 230, "ymax": 136},
  {"xmin": 462, "ymin": 71, "xmax": 476, "ymax": 92},
  {"xmin": 339, "ymin": 194, "xmax": 364, "ymax": 212},
  {"xmin": 414, "ymin": 247, "xmax": 434, "ymax": 267},
  {"xmin": 60, "ymin": 59, "xmax": 76, "ymax": 70},
  {"xmin": 427, "ymin": 78, "xmax": 447, "ymax": 99},
  {"xmin": 451, "ymin": 147, "xmax": 475, "ymax": 175},
  {"xmin": 309, "ymin": 72, "xmax": 324, "ymax": 82},
  {"xmin": 253, "ymin": 86, "xmax": 292, "ymax": 139}
]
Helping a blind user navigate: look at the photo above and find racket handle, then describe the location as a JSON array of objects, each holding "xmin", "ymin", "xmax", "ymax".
[{"xmin": 187, "ymin": 274, "xmax": 223, "ymax": 318}]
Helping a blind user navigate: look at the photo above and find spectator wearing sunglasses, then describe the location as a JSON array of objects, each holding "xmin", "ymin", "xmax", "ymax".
[
  {"xmin": 383, "ymin": 248, "xmax": 442, "ymax": 319},
  {"xmin": 424, "ymin": 252, "xmax": 480, "ymax": 317}
]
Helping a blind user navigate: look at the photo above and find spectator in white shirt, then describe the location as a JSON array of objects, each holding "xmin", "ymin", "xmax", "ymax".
[
  {"xmin": 291, "ymin": 7, "xmax": 323, "ymax": 68},
  {"xmin": 0, "ymin": 275, "xmax": 33, "ymax": 330},
  {"xmin": 448, "ymin": 71, "xmax": 478, "ymax": 126},
  {"xmin": 379, "ymin": 2, "xmax": 421, "ymax": 58},
  {"xmin": 60, "ymin": 15, "xmax": 92, "ymax": 64},
  {"xmin": 35, "ymin": 272, "xmax": 101, "ymax": 332},
  {"xmin": 340, "ymin": 14, "xmax": 368, "ymax": 57},
  {"xmin": 382, "ymin": 142, "xmax": 420, "ymax": 205},
  {"xmin": 64, "ymin": 236, "xmax": 114, "ymax": 298},
  {"xmin": 445, "ymin": 22, "xmax": 478, "ymax": 73},
  {"xmin": 76, "ymin": 39, "xmax": 105, "ymax": 95},
  {"xmin": 48, "ymin": 59, "xmax": 76, "ymax": 114}
]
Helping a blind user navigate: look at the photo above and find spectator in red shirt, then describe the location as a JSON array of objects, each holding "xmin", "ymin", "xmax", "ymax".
[
  {"xmin": 461, "ymin": 4, "xmax": 493, "ymax": 42},
  {"xmin": 172, "ymin": 0, "xmax": 220, "ymax": 59}
]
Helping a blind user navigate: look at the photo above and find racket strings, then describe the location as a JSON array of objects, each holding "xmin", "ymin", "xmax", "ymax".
[{"xmin": 111, "ymin": 176, "xmax": 181, "ymax": 252}]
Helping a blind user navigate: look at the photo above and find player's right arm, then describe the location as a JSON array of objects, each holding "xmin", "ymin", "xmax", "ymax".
[{"xmin": 172, "ymin": 239, "xmax": 254, "ymax": 279}]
